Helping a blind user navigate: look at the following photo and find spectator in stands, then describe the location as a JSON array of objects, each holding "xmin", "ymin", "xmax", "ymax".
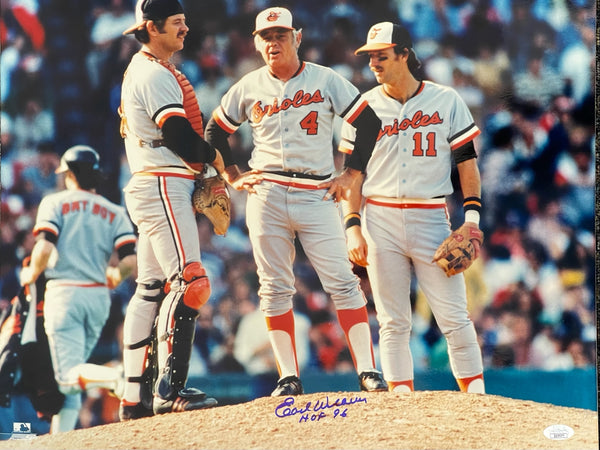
[
  {"xmin": 526, "ymin": 193, "xmax": 572, "ymax": 262},
  {"xmin": 211, "ymin": 294, "xmax": 240, "ymax": 341},
  {"xmin": 529, "ymin": 94, "xmax": 574, "ymax": 195},
  {"xmin": 0, "ymin": 34, "xmax": 25, "ymax": 106},
  {"xmin": 191, "ymin": 304, "xmax": 226, "ymax": 374},
  {"xmin": 233, "ymin": 306, "xmax": 312, "ymax": 377},
  {"xmin": 16, "ymin": 143, "xmax": 60, "ymax": 209},
  {"xmin": 471, "ymin": 42, "xmax": 511, "ymax": 106},
  {"xmin": 512, "ymin": 46, "xmax": 565, "ymax": 110},
  {"xmin": 480, "ymin": 124, "xmax": 530, "ymax": 229},
  {"xmin": 0, "ymin": 1, "xmax": 596, "ymax": 428},
  {"xmin": 391, "ymin": 0, "xmax": 445, "ymax": 43},
  {"xmin": 209, "ymin": 334, "xmax": 246, "ymax": 374},
  {"xmin": 0, "ymin": 112, "xmax": 18, "ymax": 192},
  {"xmin": 495, "ymin": 310, "xmax": 533, "ymax": 366},
  {"xmin": 193, "ymin": 36, "xmax": 234, "ymax": 118},
  {"xmin": 520, "ymin": 238, "xmax": 564, "ymax": 325},
  {"xmin": 87, "ymin": 0, "xmax": 135, "ymax": 89},
  {"xmin": 503, "ymin": 0, "xmax": 557, "ymax": 72},
  {"xmin": 557, "ymin": 5, "xmax": 595, "ymax": 104},
  {"xmin": 11, "ymin": 96, "xmax": 55, "ymax": 158},
  {"xmin": 555, "ymin": 141, "xmax": 594, "ymax": 231}
]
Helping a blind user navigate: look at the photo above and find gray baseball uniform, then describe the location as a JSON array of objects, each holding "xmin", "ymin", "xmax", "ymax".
[
  {"xmin": 33, "ymin": 187, "xmax": 136, "ymax": 429},
  {"xmin": 209, "ymin": 60, "xmax": 382, "ymax": 380},
  {"xmin": 119, "ymin": 46, "xmax": 218, "ymax": 414},
  {"xmin": 340, "ymin": 80, "xmax": 485, "ymax": 391}
]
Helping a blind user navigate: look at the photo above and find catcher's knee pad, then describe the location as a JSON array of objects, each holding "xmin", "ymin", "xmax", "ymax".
[{"xmin": 180, "ymin": 262, "xmax": 211, "ymax": 310}]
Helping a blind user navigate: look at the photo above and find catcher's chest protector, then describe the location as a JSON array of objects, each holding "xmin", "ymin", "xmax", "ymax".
[{"xmin": 120, "ymin": 51, "xmax": 205, "ymax": 140}]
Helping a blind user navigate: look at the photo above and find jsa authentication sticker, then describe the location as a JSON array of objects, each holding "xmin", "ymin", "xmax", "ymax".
[{"xmin": 543, "ymin": 424, "xmax": 574, "ymax": 440}]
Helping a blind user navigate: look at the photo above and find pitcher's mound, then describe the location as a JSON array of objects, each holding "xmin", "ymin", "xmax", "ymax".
[{"xmin": 1, "ymin": 391, "xmax": 597, "ymax": 449}]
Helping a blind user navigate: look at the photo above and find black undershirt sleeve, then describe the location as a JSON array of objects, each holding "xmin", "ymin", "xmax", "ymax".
[
  {"xmin": 117, "ymin": 242, "xmax": 136, "ymax": 260},
  {"xmin": 205, "ymin": 117, "xmax": 236, "ymax": 167},
  {"xmin": 344, "ymin": 105, "xmax": 381, "ymax": 172},
  {"xmin": 37, "ymin": 230, "xmax": 57, "ymax": 245},
  {"xmin": 161, "ymin": 116, "xmax": 216, "ymax": 164},
  {"xmin": 452, "ymin": 140, "xmax": 477, "ymax": 164}
]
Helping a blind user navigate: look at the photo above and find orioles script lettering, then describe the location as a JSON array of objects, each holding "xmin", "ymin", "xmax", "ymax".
[
  {"xmin": 251, "ymin": 89, "xmax": 324, "ymax": 123},
  {"xmin": 378, "ymin": 110, "xmax": 443, "ymax": 140}
]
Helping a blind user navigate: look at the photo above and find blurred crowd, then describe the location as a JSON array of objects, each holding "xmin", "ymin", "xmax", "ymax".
[{"xmin": 0, "ymin": 0, "xmax": 596, "ymax": 425}]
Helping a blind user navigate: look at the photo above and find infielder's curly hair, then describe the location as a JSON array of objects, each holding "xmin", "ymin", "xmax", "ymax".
[{"xmin": 393, "ymin": 45, "xmax": 422, "ymax": 78}]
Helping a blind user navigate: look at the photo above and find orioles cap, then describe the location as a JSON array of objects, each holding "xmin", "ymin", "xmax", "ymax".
[
  {"xmin": 253, "ymin": 7, "xmax": 294, "ymax": 35},
  {"xmin": 354, "ymin": 22, "xmax": 412, "ymax": 55},
  {"xmin": 123, "ymin": 0, "xmax": 184, "ymax": 35}
]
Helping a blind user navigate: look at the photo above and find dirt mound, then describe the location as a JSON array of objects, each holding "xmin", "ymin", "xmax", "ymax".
[{"xmin": 1, "ymin": 391, "xmax": 597, "ymax": 450}]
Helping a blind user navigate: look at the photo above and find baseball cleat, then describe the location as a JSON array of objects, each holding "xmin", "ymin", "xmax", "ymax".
[
  {"xmin": 358, "ymin": 370, "xmax": 388, "ymax": 392},
  {"xmin": 119, "ymin": 401, "xmax": 154, "ymax": 421},
  {"xmin": 153, "ymin": 387, "xmax": 218, "ymax": 414},
  {"xmin": 271, "ymin": 375, "xmax": 304, "ymax": 396}
]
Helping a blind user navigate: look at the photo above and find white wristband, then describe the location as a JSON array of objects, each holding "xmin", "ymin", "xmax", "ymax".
[{"xmin": 465, "ymin": 210, "xmax": 480, "ymax": 226}]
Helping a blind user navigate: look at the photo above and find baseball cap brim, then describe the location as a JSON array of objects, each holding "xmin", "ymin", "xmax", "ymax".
[
  {"xmin": 123, "ymin": 20, "xmax": 147, "ymax": 35},
  {"xmin": 354, "ymin": 42, "xmax": 397, "ymax": 55},
  {"xmin": 252, "ymin": 24, "xmax": 294, "ymax": 35}
]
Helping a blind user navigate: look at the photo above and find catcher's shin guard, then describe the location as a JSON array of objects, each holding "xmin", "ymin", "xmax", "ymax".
[
  {"xmin": 155, "ymin": 263, "xmax": 211, "ymax": 401},
  {"xmin": 155, "ymin": 302, "xmax": 197, "ymax": 400},
  {"xmin": 131, "ymin": 323, "xmax": 158, "ymax": 411},
  {"xmin": 123, "ymin": 280, "xmax": 165, "ymax": 410},
  {"xmin": 153, "ymin": 299, "xmax": 218, "ymax": 413}
]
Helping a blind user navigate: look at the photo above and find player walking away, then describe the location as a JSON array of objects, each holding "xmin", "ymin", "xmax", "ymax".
[
  {"xmin": 118, "ymin": 0, "xmax": 227, "ymax": 419},
  {"xmin": 19, "ymin": 145, "xmax": 137, "ymax": 433},
  {"xmin": 340, "ymin": 22, "xmax": 486, "ymax": 394},
  {"xmin": 205, "ymin": 6, "xmax": 387, "ymax": 396}
]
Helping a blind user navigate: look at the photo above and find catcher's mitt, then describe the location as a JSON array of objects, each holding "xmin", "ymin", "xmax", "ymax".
[
  {"xmin": 432, "ymin": 223, "xmax": 484, "ymax": 277},
  {"xmin": 192, "ymin": 168, "xmax": 231, "ymax": 236}
]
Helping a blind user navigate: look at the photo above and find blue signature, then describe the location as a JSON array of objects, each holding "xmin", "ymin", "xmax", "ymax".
[{"xmin": 274, "ymin": 395, "xmax": 367, "ymax": 421}]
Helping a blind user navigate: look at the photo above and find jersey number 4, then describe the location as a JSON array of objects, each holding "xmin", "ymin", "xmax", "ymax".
[
  {"xmin": 412, "ymin": 132, "xmax": 437, "ymax": 156},
  {"xmin": 300, "ymin": 111, "xmax": 318, "ymax": 135}
]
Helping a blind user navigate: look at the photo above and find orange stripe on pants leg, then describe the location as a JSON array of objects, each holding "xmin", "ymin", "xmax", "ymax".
[
  {"xmin": 388, "ymin": 380, "xmax": 414, "ymax": 392},
  {"xmin": 336, "ymin": 306, "xmax": 375, "ymax": 370},
  {"xmin": 457, "ymin": 373, "xmax": 484, "ymax": 392},
  {"xmin": 265, "ymin": 309, "xmax": 298, "ymax": 377}
]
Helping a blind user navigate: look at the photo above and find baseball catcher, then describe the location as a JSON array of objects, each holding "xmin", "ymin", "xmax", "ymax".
[
  {"xmin": 192, "ymin": 165, "xmax": 231, "ymax": 236},
  {"xmin": 432, "ymin": 222, "xmax": 484, "ymax": 277}
]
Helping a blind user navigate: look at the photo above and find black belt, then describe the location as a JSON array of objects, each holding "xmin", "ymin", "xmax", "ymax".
[
  {"xmin": 138, "ymin": 139, "xmax": 165, "ymax": 148},
  {"xmin": 266, "ymin": 170, "xmax": 331, "ymax": 180},
  {"xmin": 148, "ymin": 139, "xmax": 166, "ymax": 148}
]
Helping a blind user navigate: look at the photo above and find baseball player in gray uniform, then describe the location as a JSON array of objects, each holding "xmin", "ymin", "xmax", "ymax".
[
  {"xmin": 19, "ymin": 145, "xmax": 137, "ymax": 433},
  {"xmin": 205, "ymin": 6, "xmax": 387, "ymax": 396},
  {"xmin": 118, "ymin": 0, "xmax": 223, "ymax": 419},
  {"xmin": 340, "ymin": 22, "xmax": 485, "ymax": 394}
]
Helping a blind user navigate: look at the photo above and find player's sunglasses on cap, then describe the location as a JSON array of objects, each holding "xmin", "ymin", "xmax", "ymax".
[
  {"xmin": 354, "ymin": 22, "xmax": 412, "ymax": 55},
  {"xmin": 123, "ymin": 0, "xmax": 184, "ymax": 35},
  {"xmin": 253, "ymin": 7, "xmax": 294, "ymax": 35}
]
